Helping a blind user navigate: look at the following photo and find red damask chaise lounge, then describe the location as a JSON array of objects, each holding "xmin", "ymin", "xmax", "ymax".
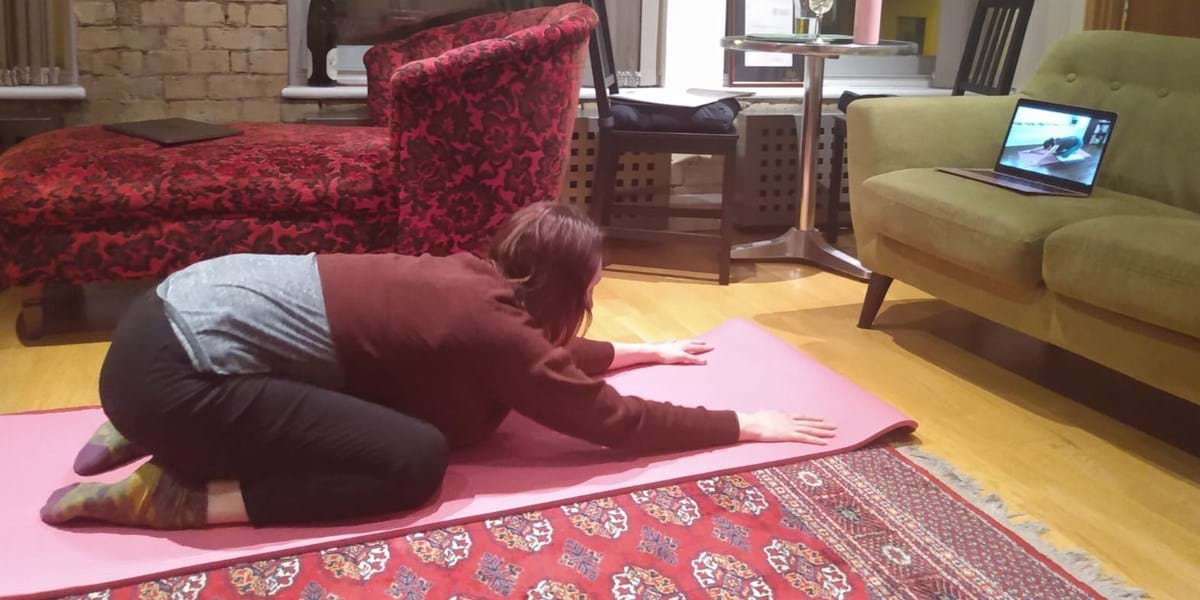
[{"xmin": 0, "ymin": 3, "xmax": 596, "ymax": 337}]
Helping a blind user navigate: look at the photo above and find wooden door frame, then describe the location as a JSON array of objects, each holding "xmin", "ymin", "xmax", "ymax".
[{"xmin": 1085, "ymin": 0, "xmax": 1125, "ymax": 30}]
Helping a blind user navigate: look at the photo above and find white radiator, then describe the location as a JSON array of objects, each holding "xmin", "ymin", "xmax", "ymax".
[{"xmin": 0, "ymin": 0, "xmax": 64, "ymax": 86}]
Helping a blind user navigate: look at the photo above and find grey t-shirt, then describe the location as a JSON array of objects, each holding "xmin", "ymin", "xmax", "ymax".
[{"xmin": 156, "ymin": 253, "xmax": 345, "ymax": 390}]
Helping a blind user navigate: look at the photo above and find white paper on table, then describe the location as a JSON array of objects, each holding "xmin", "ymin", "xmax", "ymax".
[{"xmin": 744, "ymin": 0, "xmax": 794, "ymax": 67}]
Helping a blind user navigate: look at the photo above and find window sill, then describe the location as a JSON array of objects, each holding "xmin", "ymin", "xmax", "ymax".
[
  {"xmin": 0, "ymin": 85, "xmax": 86, "ymax": 100},
  {"xmin": 282, "ymin": 77, "xmax": 951, "ymax": 103},
  {"xmin": 578, "ymin": 77, "xmax": 950, "ymax": 103},
  {"xmin": 281, "ymin": 85, "xmax": 368, "ymax": 100}
]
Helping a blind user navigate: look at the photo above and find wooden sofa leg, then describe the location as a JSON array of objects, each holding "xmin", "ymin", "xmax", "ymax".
[
  {"xmin": 16, "ymin": 283, "xmax": 86, "ymax": 341},
  {"xmin": 857, "ymin": 273, "xmax": 893, "ymax": 329},
  {"xmin": 17, "ymin": 284, "xmax": 47, "ymax": 341}
]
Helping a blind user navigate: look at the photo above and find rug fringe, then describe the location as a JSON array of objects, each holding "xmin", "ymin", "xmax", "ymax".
[{"xmin": 892, "ymin": 444, "xmax": 1145, "ymax": 600}]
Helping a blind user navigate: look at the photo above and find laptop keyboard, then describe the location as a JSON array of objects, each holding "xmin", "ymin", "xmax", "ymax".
[
  {"xmin": 991, "ymin": 172, "xmax": 1035, "ymax": 186},
  {"xmin": 987, "ymin": 171, "xmax": 1069, "ymax": 192}
]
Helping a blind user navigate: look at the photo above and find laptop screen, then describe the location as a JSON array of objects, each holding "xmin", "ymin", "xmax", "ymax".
[{"xmin": 996, "ymin": 101, "xmax": 1116, "ymax": 189}]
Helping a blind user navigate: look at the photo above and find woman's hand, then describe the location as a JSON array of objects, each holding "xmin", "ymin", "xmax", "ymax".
[
  {"xmin": 609, "ymin": 339, "xmax": 715, "ymax": 370},
  {"xmin": 736, "ymin": 411, "xmax": 837, "ymax": 445},
  {"xmin": 651, "ymin": 339, "xmax": 714, "ymax": 365}
]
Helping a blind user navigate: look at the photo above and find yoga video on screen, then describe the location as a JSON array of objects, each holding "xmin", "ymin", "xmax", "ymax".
[{"xmin": 998, "ymin": 105, "xmax": 1113, "ymax": 185}]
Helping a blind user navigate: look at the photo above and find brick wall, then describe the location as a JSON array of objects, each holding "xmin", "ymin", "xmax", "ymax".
[{"xmin": 61, "ymin": 0, "xmax": 322, "ymax": 124}]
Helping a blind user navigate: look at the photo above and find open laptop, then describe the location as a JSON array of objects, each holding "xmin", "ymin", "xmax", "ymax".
[{"xmin": 940, "ymin": 99, "xmax": 1117, "ymax": 197}]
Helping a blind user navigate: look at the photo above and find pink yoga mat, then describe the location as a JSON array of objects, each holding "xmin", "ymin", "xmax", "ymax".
[{"xmin": 0, "ymin": 319, "xmax": 915, "ymax": 599}]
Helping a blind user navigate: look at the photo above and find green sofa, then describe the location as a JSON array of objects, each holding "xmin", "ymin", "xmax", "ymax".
[{"xmin": 848, "ymin": 30, "xmax": 1200, "ymax": 404}]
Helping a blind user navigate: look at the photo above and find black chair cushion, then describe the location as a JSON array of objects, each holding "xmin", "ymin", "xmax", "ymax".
[
  {"xmin": 610, "ymin": 97, "xmax": 740, "ymax": 134},
  {"xmin": 837, "ymin": 91, "xmax": 894, "ymax": 113}
]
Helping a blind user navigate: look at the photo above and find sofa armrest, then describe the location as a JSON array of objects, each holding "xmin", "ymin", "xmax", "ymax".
[
  {"xmin": 847, "ymin": 95, "xmax": 1019, "ymax": 268},
  {"xmin": 847, "ymin": 94, "xmax": 1018, "ymax": 182}
]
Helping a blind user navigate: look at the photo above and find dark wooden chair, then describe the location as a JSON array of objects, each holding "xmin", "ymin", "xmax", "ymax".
[
  {"xmin": 585, "ymin": 0, "xmax": 736, "ymax": 285},
  {"xmin": 823, "ymin": 0, "xmax": 1035, "ymax": 244}
]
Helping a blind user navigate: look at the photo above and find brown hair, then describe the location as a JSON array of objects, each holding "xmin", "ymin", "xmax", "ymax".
[{"xmin": 489, "ymin": 202, "xmax": 603, "ymax": 346}]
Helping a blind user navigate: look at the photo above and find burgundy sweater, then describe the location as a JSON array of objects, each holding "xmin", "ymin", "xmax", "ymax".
[{"xmin": 316, "ymin": 253, "xmax": 740, "ymax": 452}]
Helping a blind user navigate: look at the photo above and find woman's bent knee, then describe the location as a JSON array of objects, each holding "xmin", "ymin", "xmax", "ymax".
[
  {"xmin": 388, "ymin": 422, "xmax": 449, "ymax": 507},
  {"xmin": 414, "ymin": 424, "xmax": 449, "ymax": 495}
]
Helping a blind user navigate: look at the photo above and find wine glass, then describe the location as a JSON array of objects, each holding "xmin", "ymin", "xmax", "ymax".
[{"xmin": 806, "ymin": 0, "xmax": 836, "ymax": 43}]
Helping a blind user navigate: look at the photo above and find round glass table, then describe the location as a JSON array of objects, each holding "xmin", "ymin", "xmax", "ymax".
[{"xmin": 722, "ymin": 35, "xmax": 917, "ymax": 281}]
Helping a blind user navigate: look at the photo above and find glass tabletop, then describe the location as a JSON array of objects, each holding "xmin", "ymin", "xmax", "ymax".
[{"xmin": 721, "ymin": 35, "xmax": 918, "ymax": 57}]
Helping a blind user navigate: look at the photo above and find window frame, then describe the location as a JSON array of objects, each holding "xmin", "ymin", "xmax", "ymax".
[
  {"xmin": 722, "ymin": 0, "xmax": 968, "ymax": 87},
  {"xmin": 0, "ymin": 0, "xmax": 77, "ymax": 89},
  {"xmin": 287, "ymin": 0, "xmax": 664, "ymax": 88},
  {"xmin": 724, "ymin": 0, "xmax": 805, "ymax": 86}
]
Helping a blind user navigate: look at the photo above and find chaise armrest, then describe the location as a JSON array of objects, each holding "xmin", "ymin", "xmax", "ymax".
[
  {"xmin": 364, "ymin": 36, "xmax": 454, "ymax": 127},
  {"xmin": 364, "ymin": 9, "xmax": 560, "ymax": 126},
  {"xmin": 384, "ymin": 5, "xmax": 596, "ymax": 256}
]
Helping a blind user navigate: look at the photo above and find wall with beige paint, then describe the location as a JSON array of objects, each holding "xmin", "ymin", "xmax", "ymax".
[{"xmin": 1013, "ymin": 0, "xmax": 1086, "ymax": 91}]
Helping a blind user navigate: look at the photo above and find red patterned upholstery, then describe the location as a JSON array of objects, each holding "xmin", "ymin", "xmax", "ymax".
[
  {"xmin": 1, "ymin": 124, "xmax": 393, "ymax": 228},
  {"xmin": 363, "ymin": 7, "xmax": 557, "ymax": 127},
  {"xmin": 0, "ymin": 3, "xmax": 596, "ymax": 288},
  {"xmin": 388, "ymin": 4, "xmax": 594, "ymax": 255}
]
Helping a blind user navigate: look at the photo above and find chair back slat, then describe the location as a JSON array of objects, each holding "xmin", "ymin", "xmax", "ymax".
[
  {"xmin": 954, "ymin": 0, "xmax": 1034, "ymax": 96},
  {"xmin": 973, "ymin": 6, "xmax": 1005, "ymax": 86},
  {"xmin": 979, "ymin": 7, "xmax": 1012, "ymax": 87},
  {"xmin": 585, "ymin": 0, "xmax": 619, "ymax": 122},
  {"xmin": 993, "ymin": 8, "xmax": 1021, "ymax": 85}
]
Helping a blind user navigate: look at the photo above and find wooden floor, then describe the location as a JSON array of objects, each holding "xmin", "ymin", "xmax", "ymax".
[{"xmin": 2, "ymin": 257, "xmax": 1198, "ymax": 599}]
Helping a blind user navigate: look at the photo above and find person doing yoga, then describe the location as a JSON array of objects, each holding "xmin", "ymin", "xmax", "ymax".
[
  {"xmin": 41, "ymin": 202, "xmax": 835, "ymax": 530},
  {"xmin": 1043, "ymin": 136, "xmax": 1083, "ymax": 157}
]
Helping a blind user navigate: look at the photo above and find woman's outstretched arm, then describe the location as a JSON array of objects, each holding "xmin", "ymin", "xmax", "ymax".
[
  {"xmin": 610, "ymin": 339, "xmax": 713, "ymax": 369},
  {"xmin": 567, "ymin": 338, "xmax": 714, "ymax": 375},
  {"xmin": 495, "ymin": 326, "xmax": 835, "ymax": 453}
]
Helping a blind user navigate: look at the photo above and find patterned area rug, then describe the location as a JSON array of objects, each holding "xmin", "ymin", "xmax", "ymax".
[{"xmin": 57, "ymin": 445, "xmax": 1138, "ymax": 600}]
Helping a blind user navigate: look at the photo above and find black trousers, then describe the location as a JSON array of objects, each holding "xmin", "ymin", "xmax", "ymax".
[{"xmin": 99, "ymin": 292, "xmax": 448, "ymax": 526}]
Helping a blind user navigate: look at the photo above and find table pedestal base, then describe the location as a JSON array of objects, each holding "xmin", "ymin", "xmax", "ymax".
[{"xmin": 731, "ymin": 228, "xmax": 869, "ymax": 281}]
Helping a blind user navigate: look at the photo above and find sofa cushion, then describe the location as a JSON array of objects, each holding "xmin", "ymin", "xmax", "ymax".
[
  {"xmin": 0, "ymin": 123, "xmax": 392, "ymax": 230},
  {"xmin": 863, "ymin": 168, "xmax": 1199, "ymax": 286},
  {"xmin": 1044, "ymin": 216, "xmax": 1200, "ymax": 339}
]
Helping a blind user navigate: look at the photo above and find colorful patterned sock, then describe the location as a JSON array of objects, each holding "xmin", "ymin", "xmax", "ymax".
[
  {"xmin": 72, "ymin": 420, "xmax": 150, "ymax": 476},
  {"xmin": 41, "ymin": 461, "xmax": 208, "ymax": 529}
]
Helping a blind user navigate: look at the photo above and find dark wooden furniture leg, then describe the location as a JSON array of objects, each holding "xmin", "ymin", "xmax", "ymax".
[
  {"xmin": 718, "ymin": 152, "xmax": 736, "ymax": 285},
  {"xmin": 857, "ymin": 272, "xmax": 893, "ymax": 329},
  {"xmin": 825, "ymin": 116, "xmax": 847, "ymax": 245},
  {"xmin": 16, "ymin": 284, "xmax": 46, "ymax": 340},
  {"xmin": 16, "ymin": 282, "xmax": 86, "ymax": 341},
  {"xmin": 592, "ymin": 135, "xmax": 619, "ymax": 227}
]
